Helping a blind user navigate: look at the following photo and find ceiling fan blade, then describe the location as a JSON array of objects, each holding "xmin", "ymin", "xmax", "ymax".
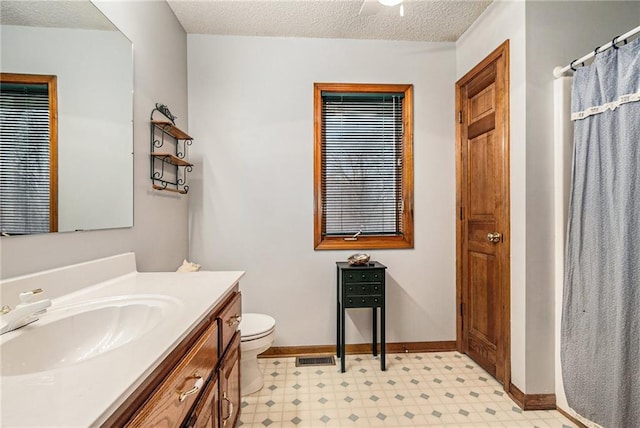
[{"xmin": 358, "ymin": 0, "xmax": 379, "ymax": 16}]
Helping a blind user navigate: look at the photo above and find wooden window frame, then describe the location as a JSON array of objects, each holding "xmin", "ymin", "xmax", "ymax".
[
  {"xmin": 0, "ymin": 72, "xmax": 58, "ymax": 233},
  {"xmin": 313, "ymin": 82, "xmax": 414, "ymax": 250}
]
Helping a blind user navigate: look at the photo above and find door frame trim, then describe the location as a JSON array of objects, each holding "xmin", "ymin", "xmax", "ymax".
[{"xmin": 455, "ymin": 40, "xmax": 511, "ymax": 390}]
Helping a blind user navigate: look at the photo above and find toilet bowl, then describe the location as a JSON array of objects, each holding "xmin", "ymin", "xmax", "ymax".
[{"xmin": 240, "ymin": 313, "xmax": 276, "ymax": 395}]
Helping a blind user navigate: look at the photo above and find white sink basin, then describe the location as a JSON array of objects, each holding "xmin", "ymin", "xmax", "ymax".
[{"xmin": 1, "ymin": 295, "xmax": 180, "ymax": 376}]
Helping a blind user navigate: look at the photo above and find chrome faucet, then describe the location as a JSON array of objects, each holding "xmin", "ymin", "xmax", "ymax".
[{"xmin": 1, "ymin": 288, "xmax": 51, "ymax": 335}]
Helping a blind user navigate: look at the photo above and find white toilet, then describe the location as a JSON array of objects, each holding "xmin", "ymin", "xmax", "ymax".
[{"xmin": 240, "ymin": 313, "xmax": 276, "ymax": 395}]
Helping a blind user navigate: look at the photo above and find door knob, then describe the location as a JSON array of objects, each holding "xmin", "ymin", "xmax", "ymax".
[{"xmin": 487, "ymin": 232, "xmax": 501, "ymax": 243}]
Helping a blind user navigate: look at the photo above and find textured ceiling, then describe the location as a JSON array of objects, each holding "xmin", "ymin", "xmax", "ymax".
[
  {"xmin": 0, "ymin": 1, "xmax": 116, "ymax": 31},
  {"xmin": 167, "ymin": 0, "xmax": 493, "ymax": 42}
]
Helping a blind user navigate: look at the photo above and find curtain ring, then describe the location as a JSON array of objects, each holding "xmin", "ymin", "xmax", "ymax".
[
  {"xmin": 593, "ymin": 46, "xmax": 601, "ymax": 56},
  {"xmin": 612, "ymin": 35, "xmax": 620, "ymax": 50},
  {"xmin": 570, "ymin": 59, "xmax": 578, "ymax": 71}
]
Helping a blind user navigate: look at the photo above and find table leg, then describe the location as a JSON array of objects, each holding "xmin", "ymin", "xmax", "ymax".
[
  {"xmin": 372, "ymin": 307, "xmax": 377, "ymax": 357},
  {"xmin": 341, "ymin": 304, "xmax": 346, "ymax": 373},
  {"xmin": 381, "ymin": 304, "xmax": 386, "ymax": 371},
  {"xmin": 336, "ymin": 269, "xmax": 340, "ymax": 359},
  {"xmin": 337, "ymin": 303, "xmax": 341, "ymax": 360}
]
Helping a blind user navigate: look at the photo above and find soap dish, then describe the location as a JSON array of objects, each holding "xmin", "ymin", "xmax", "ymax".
[{"xmin": 347, "ymin": 253, "xmax": 370, "ymax": 266}]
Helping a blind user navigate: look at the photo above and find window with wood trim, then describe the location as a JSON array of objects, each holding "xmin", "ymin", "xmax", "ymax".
[
  {"xmin": 0, "ymin": 73, "xmax": 58, "ymax": 235},
  {"xmin": 314, "ymin": 83, "xmax": 414, "ymax": 250}
]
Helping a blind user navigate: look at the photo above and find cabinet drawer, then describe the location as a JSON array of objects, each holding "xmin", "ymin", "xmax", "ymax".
[
  {"xmin": 126, "ymin": 321, "xmax": 219, "ymax": 428},
  {"xmin": 218, "ymin": 292, "xmax": 242, "ymax": 355},
  {"xmin": 343, "ymin": 270, "xmax": 384, "ymax": 283},
  {"xmin": 345, "ymin": 295, "xmax": 383, "ymax": 308},
  {"xmin": 344, "ymin": 283, "xmax": 382, "ymax": 296}
]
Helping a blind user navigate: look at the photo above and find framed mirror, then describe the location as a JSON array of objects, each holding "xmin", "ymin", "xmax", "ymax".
[{"xmin": 0, "ymin": 0, "xmax": 133, "ymax": 236}]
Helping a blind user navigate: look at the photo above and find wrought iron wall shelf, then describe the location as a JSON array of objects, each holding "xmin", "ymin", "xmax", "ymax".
[{"xmin": 150, "ymin": 104, "xmax": 193, "ymax": 194}]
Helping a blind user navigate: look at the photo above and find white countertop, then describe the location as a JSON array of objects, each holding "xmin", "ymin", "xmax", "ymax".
[{"xmin": 0, "ymin": 255, "xmax": 244, "ymax": 427}]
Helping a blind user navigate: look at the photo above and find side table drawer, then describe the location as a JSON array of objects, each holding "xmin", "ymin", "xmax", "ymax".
[
  {"xmin": 343, "ymin": 270, "xmax": 383, "ymax": 283},
  {"xmin": 345, "ymin": 295, "xmax": 383, "ymax": 308},
  {"xmin": 345, "ymin": 283, "xmax": 382, "ymax": 296}
]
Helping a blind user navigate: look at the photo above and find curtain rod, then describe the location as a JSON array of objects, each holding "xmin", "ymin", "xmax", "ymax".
[{"xmin": 553, "ymin": 25, "xmax": 640, "ymax": 78}]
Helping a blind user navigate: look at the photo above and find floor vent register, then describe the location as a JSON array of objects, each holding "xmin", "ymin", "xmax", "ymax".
[{"xmin": 295, "ymin": 356, "xmax": 336, "ymax": 367}]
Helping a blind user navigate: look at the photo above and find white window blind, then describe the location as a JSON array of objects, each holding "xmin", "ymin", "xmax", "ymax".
[
  {"xmin": 0, "ymin": 82, "xmax": 51, "ymax": 235},
  {"xmin": 321, "ymin": 92, "xmax": 404, "ymax": 237}
]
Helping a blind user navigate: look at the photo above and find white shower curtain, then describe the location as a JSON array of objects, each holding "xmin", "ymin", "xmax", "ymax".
[{"xmin": 562, "ymin": 38, "xmax": 639, "ymax": 428}]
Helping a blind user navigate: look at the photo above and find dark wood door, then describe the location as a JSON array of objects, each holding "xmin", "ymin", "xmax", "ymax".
[{"xmin": 456, "ymin": 41, "xmax": 510, "ymax": 386}]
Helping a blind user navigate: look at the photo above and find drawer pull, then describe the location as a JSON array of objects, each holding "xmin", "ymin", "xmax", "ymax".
[
  {"xmin": 178, "ymin": 373, "xmax": 204, "ymax": 402},
  {"xmin": 222, "ymin": 392, "xmax": 234, "ymax": 426},
  {"xmin": 227, "ymin": 314, "xmax": 242, "ymax": 327}
]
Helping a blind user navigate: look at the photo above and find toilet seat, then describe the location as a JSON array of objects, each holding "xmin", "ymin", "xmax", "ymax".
[{"xmin": 240, "ymin": 313, "xmax": 276, "ymax": 342}]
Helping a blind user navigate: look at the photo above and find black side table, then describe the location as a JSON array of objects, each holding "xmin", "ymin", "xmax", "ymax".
[{"xmin": 336, "ymin": 261, "xmax": 387, "ymax": 373}]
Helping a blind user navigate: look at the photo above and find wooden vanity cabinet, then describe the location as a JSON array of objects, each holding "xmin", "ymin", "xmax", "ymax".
[{"xmin": 106, "ymin": 288, "xmax": 241, "ymax": 428}]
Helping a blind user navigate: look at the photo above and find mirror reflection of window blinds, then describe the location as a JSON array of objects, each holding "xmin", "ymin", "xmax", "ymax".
[{"xmin": 0, "ymin": 82, "xmax": 51, "ymax": 235}]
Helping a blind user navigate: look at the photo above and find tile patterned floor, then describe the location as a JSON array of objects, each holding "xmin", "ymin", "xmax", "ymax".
[{"xmin": 239, "ymin": 352, "xmax": 576, "ymax": 428}]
